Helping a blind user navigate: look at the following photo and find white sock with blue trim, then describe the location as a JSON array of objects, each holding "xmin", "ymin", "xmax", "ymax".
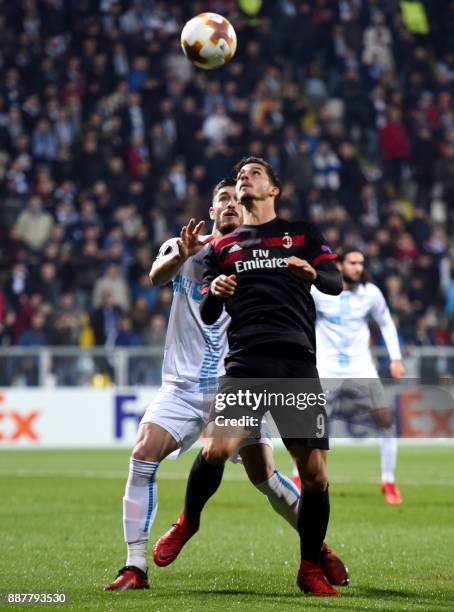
[
  {"xmin": 378, "ymin": 436, "xmax": 397, "ymax": 483},
  {"xmin": 123, "ymin": 457, "xmax": 160, "ymax": 572},
  {"xmin": 255, "ymin": 469, "xmax": 300, "ymax": 530}
]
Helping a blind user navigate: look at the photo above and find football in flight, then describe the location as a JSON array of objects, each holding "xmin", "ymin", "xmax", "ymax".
[{"xmin": 180, "ymin": 12, "xmax": 237, "ymax": 70}]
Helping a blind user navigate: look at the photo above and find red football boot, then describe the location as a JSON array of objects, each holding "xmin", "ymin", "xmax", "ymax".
[
  {"xmin": 320, "ymin": 543, "xmax": 349, "ymax": 586},
  {"xmin": 297, "ymin": 559, "xmax": 340, "ymax": 596},
  {"xmin": 381, "ymin": 481, "xmax": 402, "ymax": 505},
  {"xmin": 291, "ymin": 473, "xmax": 302, "ymax": 491},
  {"xmin": 153, "ymin": 513, "xmax": 198, "ymax": 567},
  {"xmin": 103, "ymin": 566, "xmax": 149, "ymax": 591}
]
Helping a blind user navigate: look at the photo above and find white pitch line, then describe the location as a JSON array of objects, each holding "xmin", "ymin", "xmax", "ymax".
[{"xmin": 0, "ymin": 468, "xmax": 453, "ymax": 486}]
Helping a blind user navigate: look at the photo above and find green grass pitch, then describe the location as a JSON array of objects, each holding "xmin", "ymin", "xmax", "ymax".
[{"xmin": 0, "ymin": 446, "xmax": 453, "ymax": 611}]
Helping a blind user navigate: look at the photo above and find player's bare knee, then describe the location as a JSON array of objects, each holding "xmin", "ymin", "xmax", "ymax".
[
  {"xmin": 301, "ymin": 473, "xmax": 329, "ymax": 492},
  {"xmin": 301, "ymin": 464, "xmax": 329, "ymax": 492},
  {"xmin": 202, "ymin": 443, "xmax": 230, "ymax": 466},
  {"xmin": 132, "ymin": 423, "xmax": 178, "ymax": 462},
  {"xmin": 132, "ymin": 440, "xmax": 155, "ymax": 462},
  {"xmin": 202, "ymin": 447, "xmax": 229, "ymax": 465}
]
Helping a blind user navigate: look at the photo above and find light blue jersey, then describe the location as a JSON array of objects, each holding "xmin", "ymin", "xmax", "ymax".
[
  {"xmin": 312, "ymin": 282, "xmax": 401, "ymax": 377},
  {"xmin": 156, "ymin": 238, "xmax": 229, "ymax": 389}
]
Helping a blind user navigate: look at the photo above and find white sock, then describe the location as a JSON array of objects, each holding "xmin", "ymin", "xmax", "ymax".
[
  {"xmin": 123, "ymin": 457, "xmax": 160, "ymax": 572},
  {"xmin": 255, "ymin": 469, "xmax": 300, "ymax": 530},
  {"xmin": 126, "ymin": 539, "xmax": 148, "ymax": 572},
  {"xmin": 378, "ymin": 437, "xmax": 397, "ymax": 483}
]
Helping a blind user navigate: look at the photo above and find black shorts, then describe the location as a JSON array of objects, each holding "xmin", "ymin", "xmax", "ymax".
[{"xmin": 216, "ymin": 344, "xmax": 329, "ymax": 450}]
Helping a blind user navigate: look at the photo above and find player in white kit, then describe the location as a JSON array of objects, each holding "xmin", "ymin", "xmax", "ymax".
[
  {"xmin": 104, "ymin": 180, "xmax": 303, "ymax": 591},
  {"xmin": 293, "ymin": 247, "xmax": 405, "ymax": 504}
]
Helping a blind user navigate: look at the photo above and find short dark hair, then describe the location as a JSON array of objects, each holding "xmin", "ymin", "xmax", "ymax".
[
  {"xmin": 212, "ymin": 177, "xmax": 236, "ymax": 199},
  {"xmin": 233, "ymin": 156, "xmax": 282, "ymax": 199}
]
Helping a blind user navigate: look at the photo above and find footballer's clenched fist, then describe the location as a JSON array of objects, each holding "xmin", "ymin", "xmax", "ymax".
[{"xmin": 210, "ymin": 274, "xmax": 237, "ymax": 299}]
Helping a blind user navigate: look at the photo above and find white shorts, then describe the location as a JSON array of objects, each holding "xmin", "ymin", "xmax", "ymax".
[
  {"xmin": 141, "ymin": 383, "xmax": 273, "ymax": 458},
  {"xmin": 318, "ymin": 365, "xmax": 386, "ymax": 414}
]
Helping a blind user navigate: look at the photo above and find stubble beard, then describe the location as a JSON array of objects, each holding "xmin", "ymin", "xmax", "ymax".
[
  {"xmin": 238, "ymin": 187, "xmax": 254, "ymax": 209},
  {"xmin": 343, "ymin": 272, "xmax": 360, "ymax": 288},
  {"xmin": 240, "ymin": 195, "xmax": 256, "ymax": 212},
  {"xmin": 219, "ymin": 220, "xmax": 239, "ymax": 235}
]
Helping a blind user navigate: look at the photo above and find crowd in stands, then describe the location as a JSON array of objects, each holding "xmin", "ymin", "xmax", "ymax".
[{"xmin": 0, "ymin": 0, "xmax": 453, "ymax": 384}]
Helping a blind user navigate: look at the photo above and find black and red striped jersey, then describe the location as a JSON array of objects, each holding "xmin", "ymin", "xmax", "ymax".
[{"xmin": 201, "ymin": 217, "xmax": 339, "ymax": 360}]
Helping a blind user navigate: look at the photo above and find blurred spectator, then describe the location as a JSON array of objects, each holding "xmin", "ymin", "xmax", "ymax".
[
  {"xmin": 313, "ymin": 141, "xmax": 341, "ymax": 194},
  {"xmin": 394, "ymin": 233, "xmax": 420, "ymax": 262},
  {"xmin": 16, "ymin": 312, "xmax": 48, "ymax": 385},
  {"xmin": 202, "ymin": 105, "xmax": 235, "ymax": 145},
  {"xmin": 11, "ymin": 196, "xmax": 54, "ymax": 252},
  {"xmin": 338, "ymin": 142, "xmax": 365, "ymax": 214},
  {"xmin": 92, "ymin": 263, "xmax": 130, "ymax": 311},
  {"xmin": 115, "ymin": 315, "xmax": 143, "ymax": 348},
  {"xmin": 378, "ymin": 108, "xmax": 411, "ymax": 189},
  {"xmin": 412, "ymin": 126, "xmax": 438, "ymax": 207},
  {"xmin": 114, "ymin": 314, "xmax": 145, "ymax": 385},
  {"xmin": 130, "ymin": 296, "xmax": 151, "ymax": 336},
  {"xmin": 33, "ymin": 262, "xmax": 60, "ymax": 308},
  {"xmin": 411, "ymin": 315, "xmax": 440, "ymax": 382},
  {"xmin": 143, "ymin": 314, "xmax": 167, "ymax": 347},
  {"xmin": 132, "ymin": 274, "xmax": 160, "ymax": 311},
  {"xmin": 72, "ymin": 240, "xmax": 103, "ymax": 304},
  {"xmin": 75, "ymin": 133, "xmax": 106, "ymax": 187},
  {"xmin": 32, "ymin": 117, "xmax": 57, "ymax": 161},
  {"xmin": 141, "ymin": 313, "xmax": 168, "ymax": 384},
  {"xmin": 91, "ymin": 290, "xmax": 122, "ymax": 346},
  {"xmin": 4, "ymin": 263, "xmax": 32, "ymax": 310},
  {"xmin": 49, "ymin": 312, "xmax": 80, "ymax": 385},
  {"xmin": 362, "ymin": 12, "xmax": 393, "ymax": 74},
  {"xmin": 435, "ymin": 140, "xmax": 454, "ymax": 212},
  {"xmin": 283, "ymin": 140, "xmax": 314, "ymax": 200}
]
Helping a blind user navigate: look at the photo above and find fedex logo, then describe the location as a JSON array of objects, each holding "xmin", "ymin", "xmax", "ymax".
[
  {"xmin": 115, "ymin": 394, "xmax": 146, "ymax": 438},
  {"xmin": 0, "ymin": 412, "xmax": 40, "ymax": 441},
  {"xmin": 0, "ymin": 393, "xmax": 40, "ymax": 441}
]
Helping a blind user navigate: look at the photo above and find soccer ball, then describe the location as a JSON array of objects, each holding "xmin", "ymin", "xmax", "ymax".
[{"xmin": 180, "ymin": 13, "xmax": 237, "ymax": 70}]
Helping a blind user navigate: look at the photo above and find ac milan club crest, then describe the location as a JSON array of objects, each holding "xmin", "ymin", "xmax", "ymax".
[{"xmin": 283, "ymin": 232, "xmax": 293, "ymax": 248}]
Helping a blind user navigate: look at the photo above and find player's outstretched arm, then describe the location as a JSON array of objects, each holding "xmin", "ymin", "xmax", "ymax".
[
  {"xmin": 150, "ymin": 249, "xmax": 185, "ymax": 287},
  {"xmin": 200, "ymin": 274, "xmax": 236, "ymax": 324},
  {"xmin": 369, "ymin": 285, "xmax": 404, "ymax": 378},
  {"xmin": 150, "ymin": 219, "xmax": 213, "ymax": 286}
]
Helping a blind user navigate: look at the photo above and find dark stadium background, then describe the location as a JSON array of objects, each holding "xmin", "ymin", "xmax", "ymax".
[{"xmin": 0, "ymin": 0, "xmax": 453, "ymax": 387}]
